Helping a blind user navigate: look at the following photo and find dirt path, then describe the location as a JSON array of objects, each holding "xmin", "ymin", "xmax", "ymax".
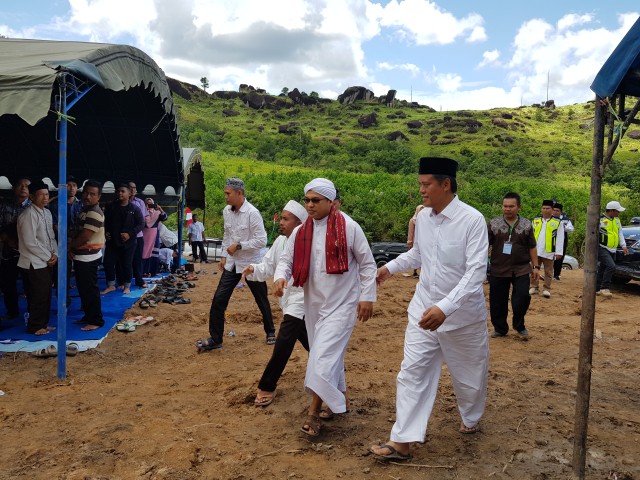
[{"xmin": 1, "ymin": 266, "xmax": 638, "ymax": 479}]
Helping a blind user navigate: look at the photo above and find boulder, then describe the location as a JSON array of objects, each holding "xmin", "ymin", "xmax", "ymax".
[
  {"xmin": 278, "ymin": 123, "xmax": 299, "ymax": 134},
  {"xmin": 381, "ymin": 89, "xmax": 397, "ymax": 107},
  {"xmin": 627, "ymin": 130, "xmax": 640, "ymax": 139},
  {"xmin": 244, "ymin": 92, "xmax": 265, "ymax": 109},
  {"xmin": 491, "ymin": 118, "xmax": 509, "ymax": 129},
  {"xmin": 222, "ymin": 109, "xmax": 240, "ymax": 117},
  {"xmin": 407, "ymin": 120, "xmax": 423, "ymax": 129},
  {"xmin": 358, "ymin": 112, "xmax": 378, "ymax": 128},
  {"xmin": 213, "ymin": 91, "xmax": 240, "ymax": 100},
  {"xmin": 338, "ymin": 86, "xmax": 375, "ymax": 104},
  {"xmin": 545, "ymin": 99, "xmax": 556, "ymax": 109},
  {"xmin": 288, "ymin": 88, "xmax": 304, "ymax": 104},
  {"xmin": 239, "ymin": 84, "xmax": 256, "ymax": 92},
  {"xmin": 385, "ymin": 131, "xmax": 409, "ymax": 141},
  {"xmin": 501, "ymin": 112, "xmax": 513, "ymax": 119}
]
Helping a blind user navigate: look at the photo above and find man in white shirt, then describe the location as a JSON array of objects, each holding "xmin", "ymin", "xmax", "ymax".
[
  {"xmin": 243, "ymin": 200, "xmax": 308, "ymax": 407},
  {"xmin": 530, "ymin": 200, "xmax": 564, "ymax": 298},
  {"xmin": 274, "ymin": 178, "xmax": 376, "ymax": 437},
  {"xmin": 187, "ymin": 214, "xmax": 208, "ymax": 263},
  {"xmin": 370, "ymin": 157, "xmax": 489, "ymax": 461},
  {"xmin": 552, "ymin": 202, "xmax": 575, "ymax": 281},
  {"xmin": 17, "ymin": 180, "xmax": 58, "ymax": 335},
  {"xmin": 195, "ymin": 178, "xmax": 274, "ymax": 351}
]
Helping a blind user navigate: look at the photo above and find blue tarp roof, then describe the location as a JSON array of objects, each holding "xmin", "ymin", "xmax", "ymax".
[{"xmin": 591, "ymin": 17, "xmax": 640, "ymax": 98}]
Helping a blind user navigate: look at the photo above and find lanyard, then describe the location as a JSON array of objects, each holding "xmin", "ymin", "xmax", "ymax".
[{"xmin": 503, "ymin": 216, "xmax": 519, "ymax": 242}]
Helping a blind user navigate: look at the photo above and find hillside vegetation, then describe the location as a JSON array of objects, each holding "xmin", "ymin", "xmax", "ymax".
[{"xmin": 170, "ymin": 81, "xmax": 640, "ymax": 259}]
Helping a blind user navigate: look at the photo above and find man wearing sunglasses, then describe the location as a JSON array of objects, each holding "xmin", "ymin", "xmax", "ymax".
[{"xmin": 274, "ymin": 178, "xmax": 376, "ymax": 437}]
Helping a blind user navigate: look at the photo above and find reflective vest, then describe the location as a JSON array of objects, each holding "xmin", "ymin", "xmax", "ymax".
[
  {"xmin": 599, "ymin": 215, "xmax": 622, "ymax": 249},
  {"xmin": 532, "ymin": 217, "xmax": 560, "ymax": 253}
]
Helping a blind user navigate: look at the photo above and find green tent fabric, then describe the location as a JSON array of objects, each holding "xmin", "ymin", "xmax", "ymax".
[{"xmin": 0, "ymin": 38, "xmax": 183, "ymax": 193}]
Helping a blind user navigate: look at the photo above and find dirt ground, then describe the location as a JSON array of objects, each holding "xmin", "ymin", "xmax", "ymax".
[{"xmin": 1, "ymin": 264, "xmax": 639, "ymax": 480}]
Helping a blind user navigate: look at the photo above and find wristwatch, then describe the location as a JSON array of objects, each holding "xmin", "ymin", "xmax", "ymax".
[
  {"xmin": 236, "ymin": 243, "xmax": 242, "ymax": 250},
  {"xmin": 533, "ymin": 265, "xmax": 541, "ymax": 270}
]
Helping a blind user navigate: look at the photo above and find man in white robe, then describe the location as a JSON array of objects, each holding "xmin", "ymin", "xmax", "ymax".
[
  {"xmin": 243, "ymin": 200, "xmax": 308, "ymax": 407},
  {"xmin": 274, "ymin": 178, "xmax": 376, "ymax": 436},
  {"xmin": 370, "ymin": 157, "xmax": 489, "ymax": 461}
]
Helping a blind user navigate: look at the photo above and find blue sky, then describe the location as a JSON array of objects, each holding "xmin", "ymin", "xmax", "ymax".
[{"xmin": 1, "ymin": 0, "xmax": 638, "ymax": 110}]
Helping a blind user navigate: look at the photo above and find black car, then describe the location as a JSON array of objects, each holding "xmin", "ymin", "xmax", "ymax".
[
  {"xmin": 371, "ymin": 242, "xmax": 408, "ymax": 268},
  {"xmin": 612, "ymin": 224, "xmax": 640, "ymax": 284}
]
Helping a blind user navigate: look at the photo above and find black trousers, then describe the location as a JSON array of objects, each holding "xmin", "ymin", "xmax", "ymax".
[
  {"xmin": 21, "ymin": 265, "xmax": 52, "ymax": 333},
  {"xmin": 191, "ymin": 241, "xmax": 208, "ymax": 262},
  {"xmin": 258, "ymin": 314, "xmax": 309, "ymax": 392},
  {"xmin": 596, "ymin": 247, "xmax": 617, "ymax": 290},
  {"xmin": 132, "ymin": 236, "xmax": 145, "ymax": 286},
  {"xmin": 489, "ymin": 273, "xmax": 531, "ymax": 334},
  {"xmin": 74, "ymin": 258, "xmax": 104, "ymax": 326},
  {"xmin": 209, "ymin": 268, "xmax": 274, "ymax": 344},
  {"xmin": 553, "ymin": 234, "xmax": 569, "ymax": 278},
  {"xmin": 104, "ymin": 242, "xmax": 136, "ymax": 287},
  {"xmin": 0, "ymin": 254, "xmax": 20, "ymax": 317}
]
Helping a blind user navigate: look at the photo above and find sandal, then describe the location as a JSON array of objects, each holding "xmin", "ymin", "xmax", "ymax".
[
  {"xmin": 172, "ymin": 297, "xmax": 191, "ymax": 304},
  {"xmin": 266, "ymin": 334, "xmax": 276, "ymax": 345},
  {"xmin": 459, "ymin": 423, "xmax": 481, "ymax": 434},
  {"xmin": 32, "ymin": 345, "xmax": 58, "ymax": 357},
  {"xmin": 138, "ymin": 299, "xmax": 150, "ymax": 309},
  {"xmin": 369, "ymin": 444, "xmax": 412, "ymax": 462},
  {"xmin": 254, "ymin": 391, "xmax": 277, "ymax": 407},
  {"xmin": 319, "ymin": 409, "xmax": 335, "ymax": 420},
  {"xmin": 194, "ymin": 337, "xmax": 222, "ymax": 353},
  {"xmin": 300, "ymin": 415, "xmax": 322, "ymax": 437},
  {"xmin": 66, "ymin": 343, "xmax": 79, "ymax": 356},
  {"xmin": 116, "ymin": 322, "xmax": 136, "ymax": 332}
]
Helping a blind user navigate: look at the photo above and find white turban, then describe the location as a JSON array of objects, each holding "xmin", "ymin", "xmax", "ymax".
[
  {"xmin": 304, "ymin": 178, "xmax": 336, "ymax": 201},
  {"xmin": 283, "ymin": 200, "xmax": 308, "ymax": 223}
]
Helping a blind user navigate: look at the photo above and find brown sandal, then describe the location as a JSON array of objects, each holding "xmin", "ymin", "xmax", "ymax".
[{"xmin": 300, "ymin": 415, "xmax": 322, "ymax": 437}]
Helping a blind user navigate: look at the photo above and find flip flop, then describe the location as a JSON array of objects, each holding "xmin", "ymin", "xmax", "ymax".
[
  {"xmin": 32, "ymin": 345, "xmax": 58, "ymax": 357},
  {"xmin": 138, "ymin": 299, "xmax": 150, "ymax": 309},
  {"xmin": 254, "ymin": 391, "xmax": 277, "ymax": 407},
  {"xmin": 116, "ymin": 322, "xmax": 136, "ymax": 332},
  {"xmin": 266, "ymin": 334, "xmax": 276, "ymax": 345},
  {"xmin": 194, "ymin": 337, "xmax": 222, "ymax": 352},
  {"xmin": 369, "ymin": 444, "xmax": 412, "ymax": 462},
  {"xmin": 459, "ymin": 423, "xmax": 481, "ymax": 434},
  {"xmin": 318, "ymin": 409, "xmax": 335, "ymax": 420},
  {"xmin": 172, "ymin": 297, "xmax": 191, "ymax": 304},
  {"xmin": 300, "ymin": 415, "xmax": 322, "ymax": 437},
  {"xmin": 66, "ymin": 343, "xmax": 79, "ymax": 356}
]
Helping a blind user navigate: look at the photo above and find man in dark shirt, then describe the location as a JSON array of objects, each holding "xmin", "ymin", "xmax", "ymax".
[{"xmin": 488, "ymin": 192, "xmax": 539, "ymax": 338}]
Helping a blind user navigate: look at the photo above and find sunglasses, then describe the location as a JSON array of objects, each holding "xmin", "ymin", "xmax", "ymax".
[{"xmin": 303, "ymin": 197, "xmax": 326, "ymax": 204}]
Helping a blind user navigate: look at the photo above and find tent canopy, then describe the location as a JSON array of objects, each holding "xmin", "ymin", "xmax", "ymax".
[
  {"xmin": 591, "ymin": 17, "xmax": 640, "ymax": 98},
  {"xmin": 0, "ymin": 38, "xmax": 182, "ymax": 192}
]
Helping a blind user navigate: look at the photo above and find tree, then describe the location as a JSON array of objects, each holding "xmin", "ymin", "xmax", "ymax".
[
  {"xmin": 281, "ymin": 87, "xmax": 289, "ymax": 95},
  {"xmin": 310, "ymin": 91, "xmax": 319, "ymax": 98},
  {"xmin": 200, "ymin": 77, "xmax": 209, "ymax": 92}
]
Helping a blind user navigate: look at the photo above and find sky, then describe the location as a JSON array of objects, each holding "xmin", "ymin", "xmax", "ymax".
[{"xmin": 1, "ymin": 0, "xmax": 638, "ymax": 110}]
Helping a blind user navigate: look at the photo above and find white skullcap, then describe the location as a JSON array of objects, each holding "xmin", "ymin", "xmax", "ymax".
[
  {"xmin": 283, "ymin": 200, "xmax": 308, "ymax": 223},
  {"xmin": 304, "ymin": 178, "xmax": 336, "ymax": 201}
]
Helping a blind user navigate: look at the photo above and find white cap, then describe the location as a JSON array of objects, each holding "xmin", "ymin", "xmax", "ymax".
[
  {"xmin": 605, "ymin": 201, "xmax": 625, "ymax": 212},
  {"xmin": 283, "ymin": 200, "xmax": 308, "ymax": 223}
]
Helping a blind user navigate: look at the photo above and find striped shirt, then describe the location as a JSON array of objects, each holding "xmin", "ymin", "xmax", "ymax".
[{"xmin": 73, "ymin": 204, "xmax": 105, "ymax": 262}]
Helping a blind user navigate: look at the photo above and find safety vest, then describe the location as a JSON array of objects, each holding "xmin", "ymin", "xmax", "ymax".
[
  {"xmin": 599, "ymin": 215, "xmax": 622, "ymax": 249},
  {"xmin": 532, "ymin": 217, "xmax": 560, "ymax": 253}
]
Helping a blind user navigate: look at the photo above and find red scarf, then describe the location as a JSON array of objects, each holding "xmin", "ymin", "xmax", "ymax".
[{"xmin": 292, "ymin": 206, "xmax": 348, "ymax": 287}]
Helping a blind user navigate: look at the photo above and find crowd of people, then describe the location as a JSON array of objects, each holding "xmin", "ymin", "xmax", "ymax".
[
  {"xmin": 0, "ymin": 157, "xmax": 631, "ymax": 462},
  {"xmin": 0, "ymin": 177, "xmax": 178, "ymax": 334}
]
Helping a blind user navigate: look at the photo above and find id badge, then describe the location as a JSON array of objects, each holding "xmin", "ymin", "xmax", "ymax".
[{"xmin": 502, "ymin": 242, "xmax": 513, "ymax": 255}]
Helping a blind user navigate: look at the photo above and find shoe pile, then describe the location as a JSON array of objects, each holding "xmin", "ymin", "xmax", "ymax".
[{"xmin": 138, "ymin": 273, "xmax": 197, "ymax": 307}]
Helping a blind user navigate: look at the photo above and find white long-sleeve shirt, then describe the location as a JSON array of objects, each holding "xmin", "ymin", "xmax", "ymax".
[
  {"xmin": 17, "ymin": 204, "xmax": 58, "ymax": 269},
  {"xmin": 247, "ymin": 235, "xmax": 304, "ymax": 319},
  {"xmin": 385, "ymin": 196, "xmax": 488, "ymax": 331},
  {"xmin": 221, "ymin": 199, "xmax": 267, "ymax": 273}
]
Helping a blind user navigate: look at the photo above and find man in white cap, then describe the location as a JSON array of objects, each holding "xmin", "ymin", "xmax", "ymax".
[
  {"xmin": 274, "ymin": 178, "xmax": 376, "ymax": 437},
  {"xmin": 370, "ymin": 157, "xmax": 489, "ymax": 462},
  {"xmin": 596, "ymin": 200, "xmax": 629, "ymax": 297},
  {"xmin": 195, "ymin": 177, "xmax": 274, "ymax": 351},
  {"xmin": 243, "ymin": 200, "xmax": 308, "ymax": 407}
]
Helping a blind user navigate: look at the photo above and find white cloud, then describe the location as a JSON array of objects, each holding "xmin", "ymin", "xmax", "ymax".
[
  {"xmin": 425, "ymin": 70, "xmax": 462, "ymax": 93},
  {"xmin": 377, "ymin": 62, "xmax": 420, "ymax": 77},
  {"xmin": 478, "ymin": 49, "xmax": 500, "ymax": 68}
]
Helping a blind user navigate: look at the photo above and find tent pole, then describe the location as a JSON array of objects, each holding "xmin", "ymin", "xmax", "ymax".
[
  {"xmin": 177, "ymin": 186, "xmax": 185, "ymax": 268},
  {"xmin": 571, "ymin": 96, "xmax": 606, "ymax": 479},
  {"xmin": 56, "ymin": 74, "xmax": 69, "ymax": 380}
]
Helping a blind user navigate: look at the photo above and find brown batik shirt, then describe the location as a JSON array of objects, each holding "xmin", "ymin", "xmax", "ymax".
[{"xmin": 488, "ymin": 215, "xmax": 537, "ymax": 277}]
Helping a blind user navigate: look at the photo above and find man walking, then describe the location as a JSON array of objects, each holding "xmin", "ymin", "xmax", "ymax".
[
  {"xmin": 596, "ymin": 201, "xmax": 628, "ymax": 297},
  {"xmin": 187, "ymin": 213, "xmax": 207, "ymax": 263},
  {"xmin": 530, "ymin": 200, "xmax": 564, "ymax": 298},
  {"xmin": 488, "ymin": 192, "xmax": 539, "ymax": 338},
  {"xmin": 274, "ymin": 178, "xmax": 376, "ymax": 437},
  {"xmin": 370, "ymin": 157, "xmax": 489, "ymax": 461},
  {"xmin": 243, "ymin": 200, "xmax": 308, "ymax": 407},
  {"xmin": 69, "ymin": 180, "xmax": 105, "ymax": 331},
  {"xmin": 195, "ymin": 178, "xmax": 275, "ymax": 351},
  {"xmin": 552, "ymin": 202, "xmax": 574, "ymax": 281}
]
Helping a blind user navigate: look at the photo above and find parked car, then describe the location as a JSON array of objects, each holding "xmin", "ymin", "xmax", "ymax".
[
  {"xmin": 371, "ymin": 242, "xmax": 408, "ymax": 268},
  {"xmin": 612, "ymin": 224, "xmax": 640, "ymax": 284},
  {"xmin": 562, "ymin": 255, "xmax": 580, "ymax": 270}
]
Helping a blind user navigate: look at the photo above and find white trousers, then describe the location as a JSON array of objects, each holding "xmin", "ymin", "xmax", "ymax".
[
  {"xmin": 304, "ymin": 310, "xmax": 355, "ymax": 414},
  {"xmin": 390, "ymin": 316, "xmax": 489, "ymax": 443}
]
